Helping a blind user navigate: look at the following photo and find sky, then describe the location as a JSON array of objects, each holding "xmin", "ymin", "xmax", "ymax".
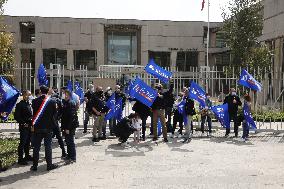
[{"xmin": 3, "ymin": 0, "xmax": 230, "ymax": 22}]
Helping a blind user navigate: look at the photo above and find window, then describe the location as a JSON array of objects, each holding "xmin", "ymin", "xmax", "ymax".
[
  {"xmin": 43, "ymin": 49, "xmax": 67, "ymax": 69},
  {"xmin": 176, "ymin": 52, "xmax": 198, "ymax": 71},
  {"xmin": 107, "ymin": 32, "xmax": 137, "ymax": 65},
  {"xmin": 215, "ymin": 53, "xmax": 230, "ymax": 65},
  {"xmin": 148, "ymin": 51, "xmax": 171, "ymax": 68},
  {"xmin": 74, "ymin": 50, "xmax": 97, "ymax": 70},
  {"xmin": 216, "ymin": 32, "xmax": 226, "ymax": 48},
  {"xmin": 20, "ymin": 22, "xmax": 35, "ymax": 43}
]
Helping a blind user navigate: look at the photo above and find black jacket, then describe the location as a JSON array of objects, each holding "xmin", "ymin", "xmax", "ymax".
[
  {"xmin": 184, "ymin": 97, "xmax": 196, "ymax": 116},
  {"xmin": 163, "ymin": 90, "xmax": 175, "ymax": 108},
  {"xmin": 61, "ymin": 99, "xmax": 79, "ymax": 134},
  {"xmin": 132, "ymin": 100, "xmax": 151, "ymax": 119},
  {"xmin": 114, "ymin": 117, "xmax": 136, "ymax": 138},
  {"xmin": 151, "ymin": 92, "xmax": 166, "ymax": 110},
  {"xmin": 32, "ymin": 95, "xmax": 57, "ymax": 133},
  {"xmin": 224, "ymin": 94, "xmax": 242, "ymax": 115},
  {"xmin": 89, "ymin": 96, "xmax": 108, "ymax": 116},
  {"xmin": 14, "ymin": 100, "xmax": 33, "ymax": 128}
]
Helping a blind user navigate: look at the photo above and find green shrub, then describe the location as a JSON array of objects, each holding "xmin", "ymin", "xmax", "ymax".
[{"xmin": 0, "ymin": 138, "xmax": 19, "ymax": 171}]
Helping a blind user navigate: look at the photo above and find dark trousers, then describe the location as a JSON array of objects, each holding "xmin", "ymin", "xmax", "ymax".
[
  {"xmin": 18, "ymin": 128, "xmax": 31, "ymax": 161},
  {"xmin": 83, "ymin": 111, "xmax": 90, "ymax": 132},
  {"xmin": 141, "ymin": 117, "xmax": 147, "ymax": 139},
  {"xmin": 150, "ymin": 113, "xmax": 154, "ymax": 134},
  {"xmin": 242, "ymin": 122, "xmax": 249, "ymax": 139},
  {"xmin": 226, "ymin": 114, "xmax": 238, "ymax": 136},
  {"xmin": 172, "ymin": 113, "xmax": 183, "ymax": 134},
  {"xmin": 53, "ymin": 125, "xmax": 66, "ymax": 154},
  {"xmin": 108, "ymin": 118, "xmax": 116, "ymax": 135},
  {"xmin": 165, "ymin": 107, "xmax": 172, "ymax": 132},
  {"xmin": 32, "ymin": 132, "xmax": 53, "ymax": 167},
  {"xmin": 65, "ymin": 133, "xmax": 76, "ymax": 160},
  {"xmin": 201, "ymin": 115, "xmax": 212, "ymax": 133}
]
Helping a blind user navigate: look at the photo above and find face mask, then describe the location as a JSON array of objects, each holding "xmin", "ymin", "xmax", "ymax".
[
  {"xmin": 28, "ymin": 96, "xmax": 34, "ymax": 102},
  {"xmin": 231, "ymin": 92, "xmax": 236, "ymax": 96}
]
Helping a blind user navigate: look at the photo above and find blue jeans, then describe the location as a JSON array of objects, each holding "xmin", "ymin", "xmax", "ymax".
[
  {"xmin": 17, "ymin": 127, "xmax": 31, "ymax": 161},
  {"xmin": 201, "ymin": 115, "xmax": 212, "ymax": 133},
  {"xmin": 65, "ymin": 133, "xmax": 76, "ymax": 160},
  {"xmin": 32, "ymin": 132, "xmax": 53, "ymax": 167}
]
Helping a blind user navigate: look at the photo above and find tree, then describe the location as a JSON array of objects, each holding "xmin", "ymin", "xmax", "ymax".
[
  {"xmin": 222, "ymin": 0, "xmax": 271, "ymax": 68},
  {"xmin": 0, "ymin": 0, "xmax": 14, "ymax": 78}
]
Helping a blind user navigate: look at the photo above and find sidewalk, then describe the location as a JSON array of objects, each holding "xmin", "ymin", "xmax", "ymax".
[{"xmin": 0, "ymin": 129, "xmax": 284, "ymax": 189}]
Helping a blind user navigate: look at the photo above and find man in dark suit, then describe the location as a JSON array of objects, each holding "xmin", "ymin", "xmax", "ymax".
[
  {"xmin": 14, "ymin": 90, "xmax": 33, "ymax": 165},
  {"xmin": 61, "ymin": 90, "xmax": 78, "ymax": 164},
  {"xmin": 30, "ymin": 85, "xmax": 58, "ymax": 171},
  {"xmin": 223, "ymin": 88, "xmax": 242, "ymax": 137}
]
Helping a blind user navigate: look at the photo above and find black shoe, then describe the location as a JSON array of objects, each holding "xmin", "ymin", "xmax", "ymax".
[
  {"xmin": 164, "ymin": 138, "xmax": 168, "ymax": 143},
  {"xmin": 92, "ymin": 137, "xmax": 100, "ymax": 142},
  {"xmin": 47, "ymin": 164, "xmax": 58, "ymax": 171},
  {"xmin": 65, "ymin": 159, "xmax": 76, "ymax": 165},
  {"xmin": 83, "ymin": 130, "xmax": 87, "ymax": 133},
  {"xmin": 18, "ymin": 160, "xmax": 28, "ymax": 165},
  {"xmin": 30, "ymin": 165, "xmax": 37, "ymax": 171},
  {"xmin": 100, "ymin": 136, "xmax": 106, "ymax": 140},
  {"xmin": 24, "ymin": 155, "xmax": 33, "ymax": 162},
  {"xmin": 183, "ymin": 138, "xmax": 189, "ymax": 143},
  {"xmin": 153, "ymin": 137, "xmax": 158, "ymax": 141},
  {"xmin": 61, "ymin": 153, "xmax": 67, "ymax": 158}
]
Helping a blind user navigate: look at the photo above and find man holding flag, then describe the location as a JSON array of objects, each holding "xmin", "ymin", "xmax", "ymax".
[{"xmin": 224, "ymin": 88, "xmax": 242, "ymax": 137}]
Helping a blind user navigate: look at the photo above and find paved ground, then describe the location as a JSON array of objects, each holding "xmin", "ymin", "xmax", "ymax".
[{"xmin": 1, "ymin": 129, "xmax": 284, "ymax": 189}]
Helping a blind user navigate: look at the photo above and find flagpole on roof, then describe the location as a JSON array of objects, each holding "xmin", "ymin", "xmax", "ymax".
[{"xmin": 206, "ymin": 0, "xmax": 210, "ymax": 92}]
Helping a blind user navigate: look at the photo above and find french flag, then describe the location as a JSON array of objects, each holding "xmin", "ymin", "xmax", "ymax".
[{"xmin": 201, "ymin": 0, "xmax": 205, "ymax": 11}]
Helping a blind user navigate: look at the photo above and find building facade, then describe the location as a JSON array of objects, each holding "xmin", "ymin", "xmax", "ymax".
[
  {"xmin": 3, "ymin": 15, "xmax": 230, "ymax": 87},
  {"xmin": 261, "ymin": 0, "xmax": 284, "ymax": 72}
]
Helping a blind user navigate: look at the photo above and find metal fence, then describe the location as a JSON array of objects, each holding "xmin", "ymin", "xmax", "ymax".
[{"xmin": 2, "ymin": 63, "xmax": 284, "ymax": 131}]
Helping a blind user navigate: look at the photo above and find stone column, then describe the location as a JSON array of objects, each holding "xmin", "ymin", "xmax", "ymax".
[
  {"xmin": 170, "ymin": 51, "xmax": 177, "ymax": 70},
  {"xmin": 67, "ymin": 49, "xmax": 74, "ymax": 69}
]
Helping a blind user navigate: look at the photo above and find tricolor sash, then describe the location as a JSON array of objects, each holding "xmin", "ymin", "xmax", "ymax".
[{"xmin": 32, "ymin": 95, "xmax": 51, "ymax": 126}]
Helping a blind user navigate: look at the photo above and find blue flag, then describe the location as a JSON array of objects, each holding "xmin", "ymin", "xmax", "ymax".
[
  {"xmin": 67, "ymin": 80, "xmax": 73, "ymax": 92},
  {"xmin": 188, "ymin": 81, "xmax": 207, "ymax": 108},
  {"xmin": 157, "ymin": 118, "xmax": 162, "ymax": 136},
  {"xmin": 243, "ymin": 102, "xmax": 257, "ymax": 129},
  {"xmin": 37, "ymin": 64, "xmax": 48, "ymax": 86},
  {"xmin": 238, "ymin": 69, "xmax": 262, "ymax": 92},
  {"xmin": 74, "ymin": 81, "xmax": 84, "ymax": 104},
  {"xmin": 177, "ymin": 99, "xmax": 188, "ymax": 125},
  {"xmin": 106, "ymin": 93, "xmax": 116, "ymax": 109},
  {"xmin": 145, "ymin": 59, "xmax": 173, "ymax": 84},
  {"xmin": 128, "ymin": 78, "xmax": 158, "ymax": 107},
  {"xmin": 115, "ymin": 98, "xmax": 123, "ymax": 122},
  {"xmin": 105, "ymin": 98, "xmax": 123, "ymax": 121},
  {"xmin": 0, "ymin": 77, "xmax": 20, "ymax": 121},
  {"xmin": 211, "ymin": 103, "xmax": 230, "ymax": 129}
]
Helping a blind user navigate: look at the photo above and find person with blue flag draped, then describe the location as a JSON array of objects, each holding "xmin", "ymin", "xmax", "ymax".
[
  {"xmin": 0, "ymin": 76, "xmax": 20, "ymax": 121},
  {"xmin": 37, "ymin": 64, "xmax": 48, "ymax": 86},
  {"xmin": 223, "ymin": 88, "xmax": 242, "ymax": 137},
  {"xmin": 238, "ymin": 69, "xmax": 262, "ymax": 92},
  {"xmin": 241, "ymin": 94, "xmax": 256, "ymax": 141},
  {"xmin": 171, "ymin": 92, "xmax": 185, "ymax": 138}
]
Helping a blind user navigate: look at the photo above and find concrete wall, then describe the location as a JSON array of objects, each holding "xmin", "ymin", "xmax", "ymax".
[{"xmin": 3, "ymin": 15, "xmax": 222, "ymax": 72}]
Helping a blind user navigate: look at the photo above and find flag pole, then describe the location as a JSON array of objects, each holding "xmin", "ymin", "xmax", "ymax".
[{"xmin": 206, "ymin": 0, "xmax": 210, "ymax": 92}]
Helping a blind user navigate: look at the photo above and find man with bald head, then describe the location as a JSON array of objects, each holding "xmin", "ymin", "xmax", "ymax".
[{"xmin": 14, "ymin": 90, "xmax": 33, "ymax": 165}]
